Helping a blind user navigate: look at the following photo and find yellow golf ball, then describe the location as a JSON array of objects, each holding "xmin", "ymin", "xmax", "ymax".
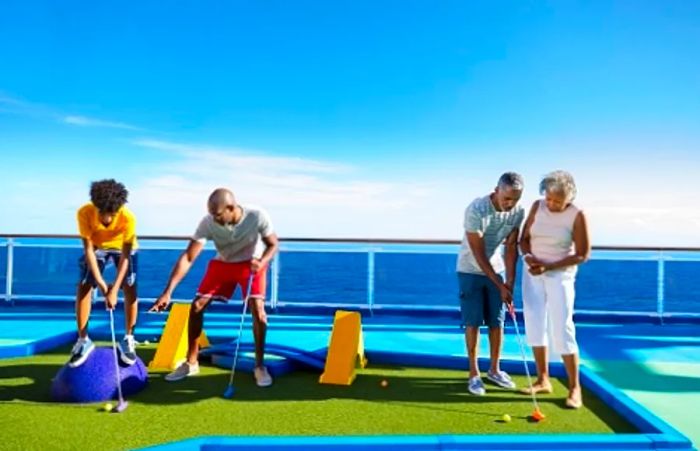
[
  {"xmin": 380, "ymin": 379, "xmax": 388, "ymax": 388},
  {"xmin": 502, "ymin": 414, "xmax": 511, "ymax": 423},
  {"xmin": 103, "ymin": 402, "xmax": 114, "ymax": 412}
]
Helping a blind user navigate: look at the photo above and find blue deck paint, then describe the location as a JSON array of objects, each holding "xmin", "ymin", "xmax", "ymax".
[{"xmin": 0, "ymin": 305, "xmax": 696, "ymax": 450}]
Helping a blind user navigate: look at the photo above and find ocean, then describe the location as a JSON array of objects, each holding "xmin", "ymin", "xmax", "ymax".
[{"xmin": 1, "ymin": 238, "xmax": 699, "ymax": 314}]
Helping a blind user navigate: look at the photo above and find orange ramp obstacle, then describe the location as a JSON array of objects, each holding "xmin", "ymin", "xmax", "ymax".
[
  {"xmin": 148, "ymin": 303, "xmax": 210, "ymax": 371},
  {"xmin": 319, "ymin": 310, "xmax": 367, "ymax": 385}
]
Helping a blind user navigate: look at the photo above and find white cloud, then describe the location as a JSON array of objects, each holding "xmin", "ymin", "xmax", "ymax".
[
  {"xmin": 0, "ymin": 92, "xmax": 142, "ymax": 131},
  {"xmin": 134, "ymin": 139, "xmax": 349, "ymax": 174},
  {"xmin": 0, "ymin": 179, "xmax": 86, "ymax": 234},
  {"xmin": 128, "ymin": 139, "xmax": 446, "ymax": 238},
  {"xmin": 62, "ymin": 115, "xmax": 141, "ymax": 130},
  {"xmin": 2, "ymin": 133, "xmax": 699, "ymax": 247},
  {"xmin": 583, "ymin": 204, "xmax": 700, "ymax": 247},
  {"xmin": 0, "ymin": 92, "xmax": 53, "ymax": 118}
]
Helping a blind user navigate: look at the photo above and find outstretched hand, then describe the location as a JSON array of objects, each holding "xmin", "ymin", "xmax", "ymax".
[{"xmin": 149, "ymin": 293, "xmax": 171, "ymax": 313}]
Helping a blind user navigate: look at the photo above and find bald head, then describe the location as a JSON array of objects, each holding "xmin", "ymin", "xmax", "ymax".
[
  {"xmin": 207, "ymin": 188, "xmax": 239, "ymax": 225},
  {"xmin": 208, "ymin": 188, "xmax": 235, "ymax": 210}
]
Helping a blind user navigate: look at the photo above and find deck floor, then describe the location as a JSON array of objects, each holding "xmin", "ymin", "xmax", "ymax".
[{"xmin": 0, "ymin": 304, "xmax": 698, "ymax": 447}]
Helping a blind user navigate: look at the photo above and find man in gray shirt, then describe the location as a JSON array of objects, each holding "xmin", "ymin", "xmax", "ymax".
[
  {"xmin": 150, "ymin": 188, "xmax": 279, "ymax": 387},
  {"xmin": 457, "ymin": 172, "xmax": 525, "ymax": 395}
]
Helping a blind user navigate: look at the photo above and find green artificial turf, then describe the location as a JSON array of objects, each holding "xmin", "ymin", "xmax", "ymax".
[{"xmin": 0, "ymin": 344, "xmax": 637, "ymax": 451}]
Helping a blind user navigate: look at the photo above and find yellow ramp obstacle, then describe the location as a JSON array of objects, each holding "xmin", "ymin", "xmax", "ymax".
[
  {"xmin": 148, "ymin": 303, "xmax": 210, "ymax": 371},
  {"xmin": 319, "ymin": 310, "xmax": 367, "ymax": 385}
]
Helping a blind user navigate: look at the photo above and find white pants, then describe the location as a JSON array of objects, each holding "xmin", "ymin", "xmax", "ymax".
[{"xmin": 521, "ymin": 269, "xmax": 578, "ymax": 355}]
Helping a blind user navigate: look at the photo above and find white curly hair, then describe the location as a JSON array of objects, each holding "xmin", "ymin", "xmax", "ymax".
[{"xmin": 539, "ymin": 170, "xmax": 577, "ymax": 203}]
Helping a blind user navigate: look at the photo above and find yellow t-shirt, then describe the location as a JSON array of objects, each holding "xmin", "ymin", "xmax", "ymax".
[{"xmin": 76, "ymin": 203, "xmax": 138, "ymax": 250}]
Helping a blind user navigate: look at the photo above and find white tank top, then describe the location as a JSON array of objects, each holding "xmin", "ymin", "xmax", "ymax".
[{"xmin": 530, "ymin": 200, "xmax": 580, "ymax": 269}]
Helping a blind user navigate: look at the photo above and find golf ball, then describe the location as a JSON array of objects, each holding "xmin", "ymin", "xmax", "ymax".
[
  {"xmin": 380, "ymin": 379, "xmax": 388, "ymax": 388},
  {"xmin": 502, "ymin": 414, "xmax": 511, "ymax": 422},
  {"xmin": 103, "ymin": 402, "xmax": 113, "ymax": 412},
  {"xmin": 144, "ymin": 340, "xmax": 150, "ymax": 345}
]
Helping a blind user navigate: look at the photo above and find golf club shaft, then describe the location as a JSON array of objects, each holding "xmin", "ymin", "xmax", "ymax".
[
  {"xmin": 108, "ymin": 308, "xmax": 125, "ymax": 404},
  {"xmin": 226, "ymin": 273, "xmax": 255, "ymax": 388},
  {"xmin": 509, "ymin": 307, "xmax": 540, "ymax": 411}
]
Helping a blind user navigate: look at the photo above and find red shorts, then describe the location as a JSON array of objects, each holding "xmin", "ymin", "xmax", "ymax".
[{"xmin": 196, "ymin": 259, "xmax": 267, "ymax": 302}]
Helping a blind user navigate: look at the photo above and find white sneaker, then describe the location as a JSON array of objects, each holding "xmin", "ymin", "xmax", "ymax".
[
  {"xmin": 68, "ymin": 337, "xmax": 95, "ymax": 368},
  {"xmin": 118, "ymin": 335, "xmax": 138, "ymax": 366},
  {"xmin": 165, "ymin": 361, "xmax": 200, "ymax": 382},
  {"xmin": 468, "ymin": 375, "xmax": 486, "ymax": 396},
  {"xmin": 487, "ymin": 370, "xmax": 516, "ymax": 389},
  {"xmin": 254, "ymin": 366, "xmax": 273, "ymax": 387}
]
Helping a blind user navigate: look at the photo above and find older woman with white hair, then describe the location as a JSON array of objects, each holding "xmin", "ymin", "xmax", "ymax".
[{"xmin": 519, "ymin": 170, "xmax": 591, "ymax": 409}]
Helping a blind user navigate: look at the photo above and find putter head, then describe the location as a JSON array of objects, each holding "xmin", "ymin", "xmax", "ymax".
[
  {"xmin": 111, "ymin": 400, "xmax": 128, "ymax": 413},
  {"xmin": 222, "ymin": 385, "xmax": 235, "ymax": 399},
  {"xmin": 531, "ymin": 409, "xmax": 545, "ymax": 422}
]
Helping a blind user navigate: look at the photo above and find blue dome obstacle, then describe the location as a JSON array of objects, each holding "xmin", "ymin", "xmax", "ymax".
[{"xmin": 51, "ymin": 347, "xmax": 148, "ymax": 403}]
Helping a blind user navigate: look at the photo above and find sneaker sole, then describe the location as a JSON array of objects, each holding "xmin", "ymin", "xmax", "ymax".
[
  {"xmin": 118, "ymin": 352, "xmax": 137, "ymax": 366},
  {"xmin": 165, "ymin": 369, "xmax": 200, "ymax": 382},
  {"xmin": 486, "ymin": 375, "xmax": 516, "ymax": 389},
  {"xmin": 68, "ymin": 345, "xmax": 95, "ymax": 368}
]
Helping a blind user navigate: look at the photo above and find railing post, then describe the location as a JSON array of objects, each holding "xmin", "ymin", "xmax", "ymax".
[
  {"xmin": 367, "ymin": 249, "xmax": 375, "ymax": 314},
  {"xmin": 5, "ymin": 238, "xmax": 14, "ymax": 304},
  {"xmin": 657, "ymin": 250, "xmax": 665, "ymax": 324},
  {"xmin": 270, "ymin": 253, "xmax": 280, "ymax": 310}
]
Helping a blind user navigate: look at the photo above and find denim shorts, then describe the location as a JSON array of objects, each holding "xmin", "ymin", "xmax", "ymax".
[
  {"xmin": 78, "ymin": 249, "xmax": 138, "ymax": 288},
  {"xmin": 457, "ymin": 272, "xmax": 505, "ymax": 327}
]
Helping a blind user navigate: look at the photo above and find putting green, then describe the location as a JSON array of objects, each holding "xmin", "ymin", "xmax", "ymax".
[{"xmin": 0, "ymin": 344, "xmax": 636, "ymax": 451}]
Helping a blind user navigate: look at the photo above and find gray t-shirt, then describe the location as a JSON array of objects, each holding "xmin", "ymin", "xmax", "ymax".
[
  {"xmin": 457, "ymin": 195, "xmax": 524, "ymax": 275},
  {"xmin": 193, "ymin": 205, "xmax": 274, "ymax": 263}
]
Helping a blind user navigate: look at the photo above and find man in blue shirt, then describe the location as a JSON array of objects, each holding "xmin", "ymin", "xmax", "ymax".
[{"xmin": 457, "ymin": 172, "xmax": 525, "ymax": 395}]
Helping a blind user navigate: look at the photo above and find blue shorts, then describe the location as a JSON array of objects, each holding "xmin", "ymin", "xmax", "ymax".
[
  {"xmin": 457, "ymin": 272, "xmax": 505, "ymax": 328},
  {"xmin": 78, "ymin": 249, "xmax": 138, "ymax": 288}
]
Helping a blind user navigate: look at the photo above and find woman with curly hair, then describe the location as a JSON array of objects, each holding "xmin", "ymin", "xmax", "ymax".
[
  {"xmin": 69, "ymin": 179, "xmax": 139, "ymax": 367},
  {"xmin": 519, "ymin": 170, "xmax": 591, "ymax": 409}
]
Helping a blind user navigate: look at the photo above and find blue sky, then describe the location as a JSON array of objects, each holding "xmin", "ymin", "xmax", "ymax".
[{"xmin": 1, "ymin": 1, "xmax": 699, "ymax": 245}]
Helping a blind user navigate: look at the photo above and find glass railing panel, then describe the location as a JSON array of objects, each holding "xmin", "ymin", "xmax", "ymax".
[
  {"xmin": 664, "ymin": 254, "xmax": 700, "ymax": 314},
  {"xmin": 2, "ymin": 236, "xmax": 699, "ymax": 316},
  {"xmin": 574, "ymin": 259, "xmax": 657, "ymax": 312},
  {"xmin": 137, "ymin": 248, "xmax": 215, "ymax": 300},
  {"xmin": 277, "ymin": 251, "xmax": 368, "ymax": 305},
  {"xmin": 0, "ymin": 244, "xmax": 7, "ymax": 297},
  {"xmin": 374, "ymin": 252, "xmax": 458, "ymax": 308},
  {"xmin": 12, "ymin": 246, "xmax": 84, "ymax": 297}
]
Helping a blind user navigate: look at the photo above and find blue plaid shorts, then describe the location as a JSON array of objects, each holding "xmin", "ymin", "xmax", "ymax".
[{"xmin": 78, "ymin": 249, "xmax": 138, "ymax": 287}]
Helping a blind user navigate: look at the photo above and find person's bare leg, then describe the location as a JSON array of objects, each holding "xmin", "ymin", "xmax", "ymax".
[
  {"xmin": 186, "ymin": 296, "xmax": 211, "ymax": 364},
  {"xmin": 523, "ymin": 346, "xmax": 553, "ymax": 393},
  {"xmin": 562, "ymin": 353, "xmax": 582, "ymax": 407},
  {"xmin": 75, "ymin": 284, "xmax": 93, "ymax": 338},
  {"xmin": 250, "ymin": 297, "xmax": 268, "ymax": 368},
  {"xmin": 122, "ymin": 283, "xmax": 138, "ymax": 335},
  {"xmin": 466, "ymin": 326, "xmax": 480, "ymax": 378},
  {"xmin": 488, "ymin": 326, "xmax": 502, "ymax": 374}
]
